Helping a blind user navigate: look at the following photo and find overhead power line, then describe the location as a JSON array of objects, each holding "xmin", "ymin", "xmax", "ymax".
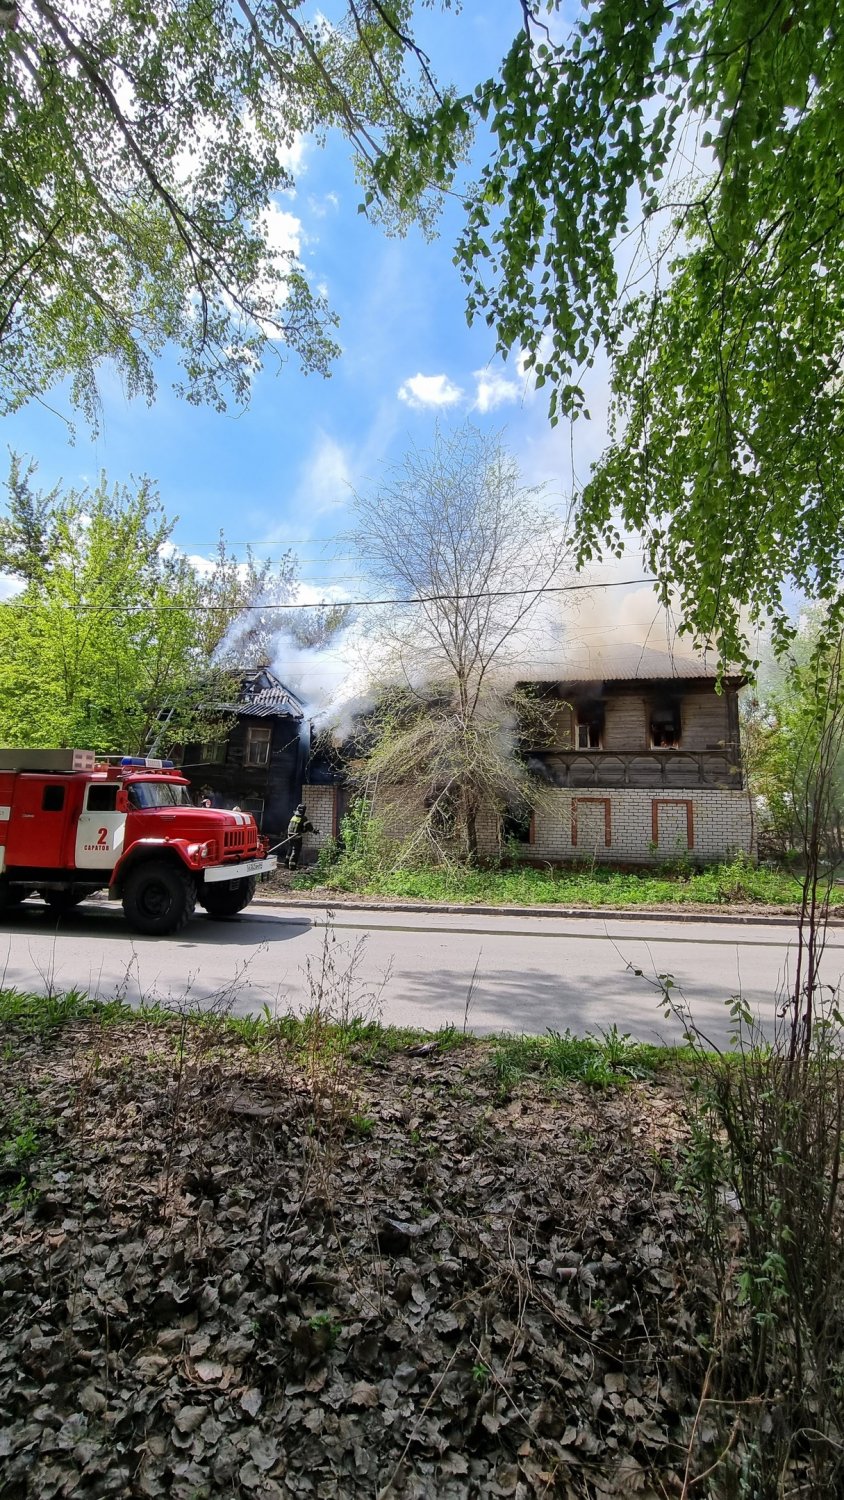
[{"xmin": 7, "ymin": 576, "xmax": 659, "ymax": 616}]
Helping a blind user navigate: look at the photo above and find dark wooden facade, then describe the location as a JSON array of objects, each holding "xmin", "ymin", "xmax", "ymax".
[
  {"xmin": 529, "ymin": 677, "xmax": 744, "ymax": 789},
  {"xmin": 183, "ymin": 669, "xmax": 308, "ymax": 844}
]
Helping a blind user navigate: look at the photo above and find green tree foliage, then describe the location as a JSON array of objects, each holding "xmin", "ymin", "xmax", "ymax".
[
  {"xmin": 396, "ymin": 1, "xmax": 844, "ymax": 665},
  {"xmin": 0, "ymin": 456, "xmax": 295, "ymax": 752},
  {"xmin": 745, "ymin": 618, "xmax": 844, "ymax": 863},
  {"xmin": 0, "ymin": 0, "xmax": 451, "ymax": 423}
]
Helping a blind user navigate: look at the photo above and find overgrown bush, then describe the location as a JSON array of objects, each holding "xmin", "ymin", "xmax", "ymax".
[
  {"xmin": 311, "ymin": 799, "xmax": 390, "ymax": 888},
  {"xmin": 655, "ymin": 676, "xmax": 844, "ymax": 1498}
]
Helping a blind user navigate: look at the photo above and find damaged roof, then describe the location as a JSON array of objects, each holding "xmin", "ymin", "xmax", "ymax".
[
  {"xmin": 219, "ymin": 666, "xmax": 305, "ymax": 718},
  {"xmin": 556, "ymin": 642, "xmax": 725, "ymax": 682}
]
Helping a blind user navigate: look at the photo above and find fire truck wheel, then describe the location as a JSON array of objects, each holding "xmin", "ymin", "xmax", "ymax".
[
  {"xmin": 200, "ymin": 877, "xmax": 257, "ymax": 918},
  {"xmin": 122, "ymin": 860, "xmax": 196, "ymax": 935}
]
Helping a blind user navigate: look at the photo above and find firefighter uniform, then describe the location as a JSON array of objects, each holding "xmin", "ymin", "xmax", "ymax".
[{"xmin": 286, "ymin": 804, "xmax": 316, "ymax": 869}]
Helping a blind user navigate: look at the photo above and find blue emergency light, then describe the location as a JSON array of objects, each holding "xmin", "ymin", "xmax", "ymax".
[{"xmin": 120, "ymin": 757, "xmax": 174, "ymax": 769}]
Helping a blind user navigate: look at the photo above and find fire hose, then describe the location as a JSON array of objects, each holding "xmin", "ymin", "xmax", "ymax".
[{"xmin": 265, "ymin": 831, "xmax": 321, "ymax": 856}]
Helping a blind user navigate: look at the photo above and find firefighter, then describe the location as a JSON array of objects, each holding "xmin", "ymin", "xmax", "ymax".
[{"xmin": 286, "ymin": 803, "xmax": 317, "ymax": 870}]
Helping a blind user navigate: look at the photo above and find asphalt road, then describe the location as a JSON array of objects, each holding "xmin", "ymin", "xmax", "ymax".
[{"xmin": 2, "ymin": 897, "xmax": 842, "ymax": 1047}]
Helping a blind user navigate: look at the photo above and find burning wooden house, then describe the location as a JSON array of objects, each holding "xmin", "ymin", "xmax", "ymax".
[{"xmin": 301, "ymin": 642, "xmax": 753, "ymax": 866}]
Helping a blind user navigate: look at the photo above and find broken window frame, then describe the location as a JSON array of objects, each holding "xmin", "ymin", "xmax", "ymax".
[
  {"xmin": 649, "ymin": 702, "xmax": 682, "ymax": 749},
  {"xmin": 574, "ymin": 715, "xmax": 603, "ymax": 750},
  {"xmin": 244, "ymin": 724, "xmax": 272, "ymax": 768},
  {"xmin": 502, "ymin": 807, "xmax": 534, "ymax": 845}
]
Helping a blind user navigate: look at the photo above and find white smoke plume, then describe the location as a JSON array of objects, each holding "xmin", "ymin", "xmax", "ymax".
[
  {"xmin": 270, "ymin": 616, "xmax": 388, "ymax": 741},
  {"xmin": 549, "ymin": 575, "xmax": 708, "ymax": 679},
  {"xmin": 265, "ymin": 573, "xmax": 713, "ymax": 743}
]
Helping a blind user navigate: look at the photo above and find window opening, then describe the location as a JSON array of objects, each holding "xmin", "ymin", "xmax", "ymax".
[
  {"xmin": 650, "ymin": 703, "xmax": 681, "ymax": 748},
  {"xmin": 201, "ymin": 741, "xmax": 227, "ymax": 765},
  {"xmin": 502, "ymin": 808, "xmax": 533, "ymax": 844},
  {"xmin": 426, "ymin": 790, "xmax": 457, "ymax": 839},
  {"xmin": 42, "ymin": 785, "xmax": 65, "ymax": 812},
  {"xmin": 244, "ymin": 725, "xmax": 271, "ymax": 767}
]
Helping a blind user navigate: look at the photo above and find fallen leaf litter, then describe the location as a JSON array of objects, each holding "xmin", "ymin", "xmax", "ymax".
[{"xmin": 0, "ymin": 1014, "xmax": 715, "ymax": 1498}]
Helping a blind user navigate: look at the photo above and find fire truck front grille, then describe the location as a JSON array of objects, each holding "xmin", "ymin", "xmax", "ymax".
[{"xmin": 222, "ymin": 828, "xmax": 258, "ymax": 859}]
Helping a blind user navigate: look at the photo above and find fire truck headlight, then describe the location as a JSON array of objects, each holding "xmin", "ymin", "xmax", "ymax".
[{"xmin": 186, "ymin": 841, "xmax": 214, "ymax": 865}]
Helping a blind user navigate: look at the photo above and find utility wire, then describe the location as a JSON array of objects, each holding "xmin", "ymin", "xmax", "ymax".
[{"xmin": 8, "ymin": 576, "xmax": 658, "ymax": 616}]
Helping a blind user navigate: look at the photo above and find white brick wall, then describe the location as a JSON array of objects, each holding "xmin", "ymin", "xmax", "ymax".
[
  {"xmin": 302, "ymin": 783, "xmax": 755, "ymax": 866},
  {"xmin": 299, "ymin": 785, "xmax": 336, "ymax": 855},
  {"xmin": 530, "ymin": 788, "xmax": 754, "ymax": 864}
]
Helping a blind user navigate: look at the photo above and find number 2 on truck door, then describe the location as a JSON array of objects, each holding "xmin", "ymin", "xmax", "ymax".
[{"xmin": 75, "ymin": 783, "xmax": 126, "ymax": 869}]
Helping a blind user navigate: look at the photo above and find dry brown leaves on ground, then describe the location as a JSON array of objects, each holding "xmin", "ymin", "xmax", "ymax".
[{"xmin": 0, "ymin": 1017, "xmax": 711, "ymax": 1499}]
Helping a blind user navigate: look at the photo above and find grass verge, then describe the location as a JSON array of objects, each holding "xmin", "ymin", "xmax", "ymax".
[
  {"xmin": 0, "ymin": 985, "xmax": 680, "ymax": 1080},
  {"xmin": 292, "ymin": 853, "xmax": 842, "ymax": 910}
]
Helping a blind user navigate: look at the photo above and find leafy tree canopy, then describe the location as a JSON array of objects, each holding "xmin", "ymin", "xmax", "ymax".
[
  {"xmin": 0, "ymin": 455, "xmax": 297, "ymax": 752},
  {"xmin": 389, "ymin": 1, "xmax": 844, "ymax": 666},
  {"xmin": 0, "ymin": 0, "xmax": 454, "ymax": 425},
  {"xmin": 8, "ymin": 0, "xmax": 841, "ymax": 667}
]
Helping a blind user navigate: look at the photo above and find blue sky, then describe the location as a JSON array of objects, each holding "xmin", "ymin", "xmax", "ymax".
[{"xmin": 3, "ymin": 2, "xmax": 634, "ymax": 609}]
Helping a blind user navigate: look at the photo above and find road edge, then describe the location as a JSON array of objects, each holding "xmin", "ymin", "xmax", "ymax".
[{"xmin": 252, "ymin": 894, "xmax": 843, "ymax": 928}]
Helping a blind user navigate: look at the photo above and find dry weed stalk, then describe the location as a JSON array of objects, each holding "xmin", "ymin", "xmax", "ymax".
[{"xmin": 649, "ymin": 665, "xmax": 844, "ymax": 1499}]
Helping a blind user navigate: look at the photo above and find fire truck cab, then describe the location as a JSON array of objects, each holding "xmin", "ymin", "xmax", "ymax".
[{"xmin": 0, "ymin": 749, "xmax": 277, "ymax": 935}]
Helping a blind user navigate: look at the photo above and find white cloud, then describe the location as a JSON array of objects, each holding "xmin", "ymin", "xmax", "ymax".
[
  {"xmin": 473, "ymin": 369, "xmax": 521, "ymax": 413},
  {"xmin": 398, "ymin": 372, "xmax": 464, "ymax": 409},
  {"xmin": 297, "ymin": 431, "xmax": 353, "ymax": 515},
  {"xmin": 250, "ymin": 198, "xmax": 304, "ymax": 332},
  {"xmin": 308, "ymin": 191, "xmax": 339, "ymax": 218},
  {"xmin": 260, "ymin": 200, "xmax": 303, "ymax": 259},
  {"xmin": 276, "ymin": 132, "xmax": 308, "ymax": 176},
  {"xmin": 186, "ymin": 552, "xmax": 218, "ymax": 579}
]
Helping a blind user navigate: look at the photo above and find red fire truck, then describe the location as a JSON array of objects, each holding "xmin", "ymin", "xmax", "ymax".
[{"xmin": 0, "ymin": 749, "xmax": 277, "ymax": 934}]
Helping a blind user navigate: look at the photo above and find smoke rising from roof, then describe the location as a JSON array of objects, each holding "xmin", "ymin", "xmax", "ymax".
[
  {"xmin": 552, "ymin": 577, "xmax": 712, "ymax": 680},
  {"xmin": 264, "ymin": 570, "xmax": 714, "ymax": 740}
]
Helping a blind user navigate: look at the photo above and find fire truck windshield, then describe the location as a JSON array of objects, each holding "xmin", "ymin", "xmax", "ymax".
[{"xmin": 127, "ymin": 782, "xmax": 194, "ymax": 809}]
